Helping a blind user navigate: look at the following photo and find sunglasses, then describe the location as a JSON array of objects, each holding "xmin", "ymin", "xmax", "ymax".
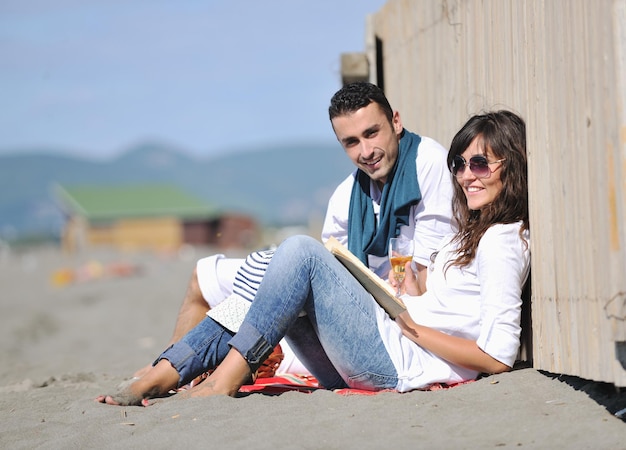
[{"xmin": 451, "ymin": 155, "xmax": 506, "ymax": 178}]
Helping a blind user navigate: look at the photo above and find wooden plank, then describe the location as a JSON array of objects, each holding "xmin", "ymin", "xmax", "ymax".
[{"xmin": 368, "ymin": 0, "xmax": 626, "ymax": 385}]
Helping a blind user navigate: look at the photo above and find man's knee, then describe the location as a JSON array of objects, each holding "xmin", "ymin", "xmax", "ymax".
[{"xmin": 185, "ymin": 266, "xmax": 209, "ymax": 308}]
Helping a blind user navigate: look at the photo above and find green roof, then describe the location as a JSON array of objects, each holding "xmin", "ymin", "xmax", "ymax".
[{"xmin": 55, "ymin": 184, "xmax": 218, "ymax": 221}]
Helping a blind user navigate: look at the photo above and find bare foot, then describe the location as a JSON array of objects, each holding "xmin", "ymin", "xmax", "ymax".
[
  {"xmin": 133, "ymin": 364, "xmax": 152, "ymax": 379},
  {"xmin": 186, "ymin": 349, "xmax": 252, "ymax": 398},
  {"xmin": 95, "ymin": 359, "xmax": 179, "ymax": 406},
  {"xmin": 187, "ymin": 379, "xmax": 230, "ymax": 398},
  {"xmin": 94, "ymin": 391, "xmax": 151, "ymax": 407}
]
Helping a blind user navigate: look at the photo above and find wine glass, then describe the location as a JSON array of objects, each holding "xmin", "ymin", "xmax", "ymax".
[{"xmin": 389, "ymin": 237, "xmax": 414, "ymax": 297}]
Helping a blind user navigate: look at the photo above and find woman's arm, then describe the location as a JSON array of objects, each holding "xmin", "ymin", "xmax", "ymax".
[
  {"xmin": 395, "ymin": 224, "xmax": 530, "ymax": 374},
  {"xmin": 395, "ymin": 311, "xmax": 510, "ymax": 374}
]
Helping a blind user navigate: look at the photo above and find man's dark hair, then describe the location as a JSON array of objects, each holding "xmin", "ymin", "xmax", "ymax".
[{"xmin": 329, "ymin": 82, "xmax": 393, "ymax": 123}]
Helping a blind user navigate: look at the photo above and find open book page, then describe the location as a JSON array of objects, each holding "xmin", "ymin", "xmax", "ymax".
[{"xmin": 324, "ymin": 236, "xmax": 407, "ymax": 319}]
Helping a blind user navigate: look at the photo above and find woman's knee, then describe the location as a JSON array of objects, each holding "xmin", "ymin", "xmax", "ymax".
[{"xmin": 281, "ymin": 235, "xmax": 323, "ymax": 256}]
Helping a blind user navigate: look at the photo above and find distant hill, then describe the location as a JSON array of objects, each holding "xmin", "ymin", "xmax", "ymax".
[{"xmin": 0, "ymin": 141, "xmax": 355, "ymax": 242}]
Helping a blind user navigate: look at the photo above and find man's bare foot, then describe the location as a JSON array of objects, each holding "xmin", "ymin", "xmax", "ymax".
[
  {"xmin": 94, "ymin": 391, "xmax": 151, "ymax": 407},
  {"xmin": 95, "ymin": 359, "xmax": 180, "ymax": 407},
  {"xmin": 133, "ymin": 364, "xmax": 152, "ymax": 379},
  {"xmin": 94, "ymin": 381, "xmax": 170, "ymax": 406}
]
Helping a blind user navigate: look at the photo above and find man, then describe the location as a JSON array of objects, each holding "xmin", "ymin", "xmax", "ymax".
[
  {"xmin": 323, "ymin": 82, "xmax": 454, "ymax": 291},
  {"xmin": 135, "ymin": 82, "xmax": 454, "ymax": 377}
]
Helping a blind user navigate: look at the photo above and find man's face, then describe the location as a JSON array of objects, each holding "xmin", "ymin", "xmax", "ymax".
[{"xmin": 331, "ymin": 102, "xmax": 403, "ymax": 186}]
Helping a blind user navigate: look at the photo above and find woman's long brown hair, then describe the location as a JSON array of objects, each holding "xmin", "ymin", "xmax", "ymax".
[{"xmin": 445, "ymin": 110, "xmax": 529, "ymax": 270}]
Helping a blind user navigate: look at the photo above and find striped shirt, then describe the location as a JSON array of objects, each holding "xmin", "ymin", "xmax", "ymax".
[{"xmin": 232, "ymin": 249, "xmax": 275, "ymax": 302}]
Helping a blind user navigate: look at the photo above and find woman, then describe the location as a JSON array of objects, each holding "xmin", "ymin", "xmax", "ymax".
[{"xmin": 97, "ymin": 110, "xmax": 530, "ymax": 405}]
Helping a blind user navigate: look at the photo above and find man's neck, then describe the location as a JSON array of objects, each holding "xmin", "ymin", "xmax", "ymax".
[{"xmin": 371, "ymin": 180, "xmax": 383, "ymax": 204}]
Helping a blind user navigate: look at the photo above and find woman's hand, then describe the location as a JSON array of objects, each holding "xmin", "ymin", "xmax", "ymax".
[{"xmin": 389, "ymin": 261, "xmax": 425, "ymax": 296}]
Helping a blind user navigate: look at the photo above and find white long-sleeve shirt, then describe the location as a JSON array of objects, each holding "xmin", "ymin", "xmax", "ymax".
[{"xmin": 377, "ymin": 222, "xmax": 531, "ymax": 391}]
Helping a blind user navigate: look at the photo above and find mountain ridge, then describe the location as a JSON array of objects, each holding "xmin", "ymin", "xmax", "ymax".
[{"xmin": 0, "ymin": 140, "xmax": 354, "ymax": 242}]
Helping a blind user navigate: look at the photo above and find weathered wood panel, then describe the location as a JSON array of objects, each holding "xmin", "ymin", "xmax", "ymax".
[{"xmin": 364, "ymin": 0, "xmax": 626, "ymax": 385}]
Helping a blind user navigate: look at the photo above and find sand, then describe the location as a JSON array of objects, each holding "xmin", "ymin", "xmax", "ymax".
[{"xmin": 1, "ymin": 244, "xmax": 625, "ymax": 449}]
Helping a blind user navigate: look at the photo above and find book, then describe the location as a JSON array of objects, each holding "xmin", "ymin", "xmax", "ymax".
[
  {"xmin": 324, "ymin": 236, "xmax": 407, "ymax": 319},
  {"xmin": 206, "ymin": 293, "xmax": 251, "ymax": 333}
]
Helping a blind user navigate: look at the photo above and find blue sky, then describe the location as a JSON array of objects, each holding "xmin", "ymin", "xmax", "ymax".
[{"xmin": 0, "ymin": 0, "xmax": 386, "ymax": 159}]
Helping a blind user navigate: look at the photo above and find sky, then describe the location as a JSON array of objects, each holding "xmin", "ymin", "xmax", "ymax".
[{"xmin": 0, "ymin": 0, "xmax": 387, "ymax": 160}]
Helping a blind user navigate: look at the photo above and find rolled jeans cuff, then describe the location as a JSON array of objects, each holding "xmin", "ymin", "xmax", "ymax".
[
  {"xmin": 154, "ymin": 342, "xmax": 207, "ymax": 388},
  {"xmin": 228, "ymin": 321, "xmax": 274, "ymax": 372}
]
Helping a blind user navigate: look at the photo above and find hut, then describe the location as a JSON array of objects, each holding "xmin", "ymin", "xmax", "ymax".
[{"xmin": 55, "ymin": 183, "xmax": 259, "ymax": 252}]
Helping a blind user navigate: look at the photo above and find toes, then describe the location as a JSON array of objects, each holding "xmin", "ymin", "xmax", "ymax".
[
  {"xmin": 104, "ymin": 395, "xmax": 122, "ymax": 405},
  {"xmin": 94, "ymin": 394, "xmax": 123, "ymax": 405}
]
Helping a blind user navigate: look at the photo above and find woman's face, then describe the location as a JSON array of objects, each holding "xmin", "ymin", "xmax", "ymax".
[{"xmin": 455, "ymin": 136, "xmax": 504, "ymax": 211}]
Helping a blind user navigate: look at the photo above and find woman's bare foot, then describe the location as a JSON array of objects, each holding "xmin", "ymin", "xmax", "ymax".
[
  {"xmin": 187, "ymin": 349, "xmax": 252, "ymax": 398},
  {"xmin": 95, "ymin": 359, "xmax": 180, "ymax": 406}
]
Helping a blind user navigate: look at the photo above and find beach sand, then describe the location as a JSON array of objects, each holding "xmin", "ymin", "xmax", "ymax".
[{"xmin": 1, "ymin": 244, "xmax": 625, "ymax": 449}]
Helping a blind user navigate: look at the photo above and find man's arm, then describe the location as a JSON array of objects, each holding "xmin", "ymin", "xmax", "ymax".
[{"xmin": 321, "ymin": 172, "xmax": 354, "ymax": 245}]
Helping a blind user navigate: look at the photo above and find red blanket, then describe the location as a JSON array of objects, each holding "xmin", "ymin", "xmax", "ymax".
[{"xmin": 238, "ymin": 373, "xmax": 473, "ymax": 396}]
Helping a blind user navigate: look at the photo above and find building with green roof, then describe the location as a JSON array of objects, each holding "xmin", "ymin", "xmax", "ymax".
[{"xmin": 55, "ymin": 184, "xmax": 259, "ymax": 252}]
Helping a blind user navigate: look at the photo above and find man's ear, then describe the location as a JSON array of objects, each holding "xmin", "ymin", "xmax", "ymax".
[{"xmin": 392, "ymin": 111, "xmax": 403, "ymax": 135}]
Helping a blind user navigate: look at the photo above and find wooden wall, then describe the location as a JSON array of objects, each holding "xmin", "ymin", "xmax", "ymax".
[{"xmin": 363, "ymin": 0, "xmax": 626, "ymax": 385}]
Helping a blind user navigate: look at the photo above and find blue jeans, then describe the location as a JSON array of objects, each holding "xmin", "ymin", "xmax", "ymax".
[{"xmin": 159, "ymin": 235, "xmax": 398, "ymax": 391}]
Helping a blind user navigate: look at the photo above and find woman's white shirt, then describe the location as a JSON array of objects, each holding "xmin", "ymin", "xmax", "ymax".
[{"xmin": 376, "ymin": 222, "xmax": 531, "ymax": 392}]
